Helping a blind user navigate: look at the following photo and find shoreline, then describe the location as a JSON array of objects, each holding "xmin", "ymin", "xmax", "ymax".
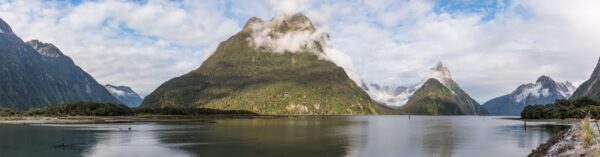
[
  {"xmin": 529, "ymin": 119, "xmax": 600, "ymax": 157},
  {"xmin": 0, "ymin": 115, "xmax": 286, "ymax": 124}
]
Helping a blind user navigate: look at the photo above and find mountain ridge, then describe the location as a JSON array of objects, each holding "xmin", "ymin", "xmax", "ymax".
[
  {"xmin": 483, "ymin": 75, "xmax": 576, "ymax": 115},
  {"xmin": 571, "ymin": 57, "xmax": 600, "ymax": 100},
  {"xmin": 0, "ymin": 18, "xmax": 118, "ymax": 109},
  {"xmin": 105, "ymin": 84, "xmax": 143, "ymax": 107}
]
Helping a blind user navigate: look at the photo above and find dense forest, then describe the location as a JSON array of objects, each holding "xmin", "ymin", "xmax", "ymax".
[
  {"xmin": 0, "ymin": 102, "xmax": 256, "ymax": 117},
  {"xmin": 521, "ymin": 97, "xmax": 600, "ymax": 119}
]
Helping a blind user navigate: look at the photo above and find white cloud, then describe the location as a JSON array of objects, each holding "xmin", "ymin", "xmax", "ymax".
[
  {"xmin": 268, "ymin": 0, "xmax": 311, "ymax": 15},
  {"xmin": 1, "ymin": 0, "xmax": 599, "ymax": 103}
]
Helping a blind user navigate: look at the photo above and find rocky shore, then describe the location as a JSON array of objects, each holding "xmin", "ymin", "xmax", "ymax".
[{"xmin": 530, "ymin": 120, "xmax": 600, "ymax": 157}]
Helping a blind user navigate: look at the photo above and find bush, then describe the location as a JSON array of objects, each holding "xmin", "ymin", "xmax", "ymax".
[
  {"xmin": 521, "ymin": 97, "xmax": 600, "ymax": 119},
  {"xmin": 134, "ymin": 107, "xmax": 256, "ymax": 115},
  {"xmin": 0, "ymin": 108, "xmax": 22, "ymax": 117},
  {"xmin": 1, "ymin": 102, "xmax": 256, "ymax": 117},
  {"xmin": 24, "ymin": 102, "xmax": 133, "ymax": 116}
]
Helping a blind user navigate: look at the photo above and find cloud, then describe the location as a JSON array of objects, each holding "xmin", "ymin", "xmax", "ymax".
[
  {"xmin": 268, "ymin": 0, "xmax": 311, "ymax": 15},
  {"xmin": 244, "ymin": 14, "xmax": 364, "ymax": 85},
  {"xmin": 307, "ymin": 0, "xmax": 600, "ymax": 102},
  {"xmin": 1, "ymin": 0, "xmax": 599, "ymax": 103}
]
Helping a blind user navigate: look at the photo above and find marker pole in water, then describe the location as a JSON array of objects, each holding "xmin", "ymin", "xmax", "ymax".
[
  {"xmin": 524, "ymin": 119, "xmax": 527, "ymax": 131},
  {"xmin": 409, "ymin": 114, "xmax": 411, "ymax": 120}
]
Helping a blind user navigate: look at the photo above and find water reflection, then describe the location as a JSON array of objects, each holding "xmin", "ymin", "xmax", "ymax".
[
  {"xmin": 422, "ymin": 118, "xmax": 457, "ymax": 157},
  {"xmin": 79, "ymin": 124, "xmax": 192, "ymax": 157},
  {"xmin": 0, "ymin": 116, "xmax": 570, "ymax": 157}
]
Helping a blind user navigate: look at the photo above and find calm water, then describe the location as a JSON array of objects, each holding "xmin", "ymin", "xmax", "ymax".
[{"xmin": 0, "ymin": 116, "xmax": 569, "ymax": 157}]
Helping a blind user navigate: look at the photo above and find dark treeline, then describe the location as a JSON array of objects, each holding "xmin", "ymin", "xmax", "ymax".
[
  {"xmin": 0, "ymin": 102, "xmax": 256, "ymax": 117},
  {"xmin": 521, "ymin": 97, "xmax": 600, "ymax": 119}
]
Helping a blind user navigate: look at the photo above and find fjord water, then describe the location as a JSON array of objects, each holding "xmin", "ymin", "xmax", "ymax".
[{"xmin": 0, "ymin": 116, "xmax": 568, "ymax": 157}]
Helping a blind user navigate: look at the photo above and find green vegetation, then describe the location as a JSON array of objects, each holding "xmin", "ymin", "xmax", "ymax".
[
  {"xmin": 0, "ymin": 102, "xmax": 257, "ymax": 117},
  {"xmin": 135, "ymin": 107, "xmax": 256, "ymax": 115},
  {"xmin": 141, "ymin": 16, "xmax": 389, "ymax": 115},
  {"xmin": 401, "ymin": 79, "xmax": 463, "ymax": 115},
  {"xmin": 521, "ymin": 97, "xmax": 600, "ymax": 119}
]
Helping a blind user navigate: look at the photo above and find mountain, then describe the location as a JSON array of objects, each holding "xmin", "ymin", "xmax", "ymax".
[
  {"xmin": 105, "ymin": 84, "xmax": 143, "ymax": 107},
  {"xmin": 401, "ymin": 79, "xmax": 463, "ymax": 115},
  {"xmin": 0, "ymin": 18, "xmax": 118, "ymax": 109},
  {"xmin": 482, "ymin": 76, "xmax": 576, "ymax": 115},
  {"xmin": 141, "ymin": 14, "xmax": 389, "ymax": 115},
  {"xmin": 571, "ymin": 57, "xmax": 600, "ymax": 100},
  {"xmin": 365, "ymin": 62, "xmax": 486, "ymax": 115}
]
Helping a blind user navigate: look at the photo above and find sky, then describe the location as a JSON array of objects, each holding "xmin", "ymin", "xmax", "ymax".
[{"xmin": 0, "ymin": 0, "xmax": 599, "ymax": 103}]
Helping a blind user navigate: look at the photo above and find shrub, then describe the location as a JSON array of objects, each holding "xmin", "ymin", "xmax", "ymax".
[
  {"xmin": 521, "ymin": 97, "xmax": 600, "ymax": 119},
  {"xmin": 583, "ymin": 116, "xmax": 595, "ymax": 147}
]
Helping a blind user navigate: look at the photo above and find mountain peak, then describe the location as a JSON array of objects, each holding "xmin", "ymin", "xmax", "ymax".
[
  {"xmin": 430, "ymin": 61, "xmax": 453, "ymax": 82},
  {"xmin": 0, "ymin": 18, "xmax": 14, "ymax": 34},
  {"xmin": 26, "ymin": 40, "xmax": 65, "ymax": 58},
  {"xmin": 244, "ymin": 13, "xmax": 316, "ymax": 33},
  {"xmin": 244, "ymin": 14, "xmax": 325, "ymax": 54},
  {"xmin": 104, "ymin": 84, "xmax": 143, "ymax": 107},
  {"xmin": 536, "ymin": 75, "xmax": 555, "ymax": 84}
]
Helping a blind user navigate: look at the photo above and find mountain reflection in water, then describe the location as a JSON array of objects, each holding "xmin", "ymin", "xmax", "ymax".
[{"xmin": 0, "ymin": 116, "xmax": 569, "ymax": 157}]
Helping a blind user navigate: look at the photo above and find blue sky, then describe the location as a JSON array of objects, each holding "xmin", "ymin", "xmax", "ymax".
[{"xmin": 1, "ymin": 0, "xmax": 599, "ymax": 103}]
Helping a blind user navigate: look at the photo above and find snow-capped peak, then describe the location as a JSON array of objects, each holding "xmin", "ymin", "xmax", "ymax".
[
  {"xmin": 0, "ymin": 18, "xmax": 14, "ymax": 34},
  {"xmin": 104, "ymin": 84, "xmax": 143, "ymax": 107},
  {"xmin": 513, "ymin": 75, "xmax": 576, "ymax": 103}
]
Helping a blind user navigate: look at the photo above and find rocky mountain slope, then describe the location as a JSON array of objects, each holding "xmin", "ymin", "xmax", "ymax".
[
  {"xmin": 105, "ymin": 84, "xmax": 143, "ymax": 107},
  {"xmin": 482, "ymin": 76, "xmax": 576, "ymax": 115},
  {"xmin": 571, "ymin": 57, "xmax": 600, "ymax": 100},
  {"xmin": 141, "ymin": 14, "xmax": 390, "ymax": 115},
  {"xmin": 0, "ymin": 18, "xmax": 118, "ymax": 109}
]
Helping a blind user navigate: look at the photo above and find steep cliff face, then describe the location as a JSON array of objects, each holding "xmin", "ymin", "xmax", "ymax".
[
  {"xmin": 141, "ymin": 14, "xmax": 389, "ymax": 115},
  {"xmin": 0, "ymin": 18, "xmax": 118, "ymax": 109},
  {"xmin": 571, "ymin": 57, "xmax": 600, "ymax": 100}
]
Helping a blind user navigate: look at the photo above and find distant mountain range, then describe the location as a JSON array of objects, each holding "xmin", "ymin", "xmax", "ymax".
[
  {"xmin": 571, "ymin": 57, "xmax": 600, "ymax": 100},
  {"xmin": 0, "ymin": 18, "xmax": 118, "ymax": 109},
  {"xmin": 141, "ymin": 14, "xmax": 391, "ymax": 115},
  {"xmin": 482, "ymin": 76, "xmax": 576, "ymax": 115},
  {"xmin": 365, "ymin": 62, "xmax": 487, "ymax": 115},
  {"xmin": 104, "ymin": 84, "xmax": 143, "ymax": 107}
]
